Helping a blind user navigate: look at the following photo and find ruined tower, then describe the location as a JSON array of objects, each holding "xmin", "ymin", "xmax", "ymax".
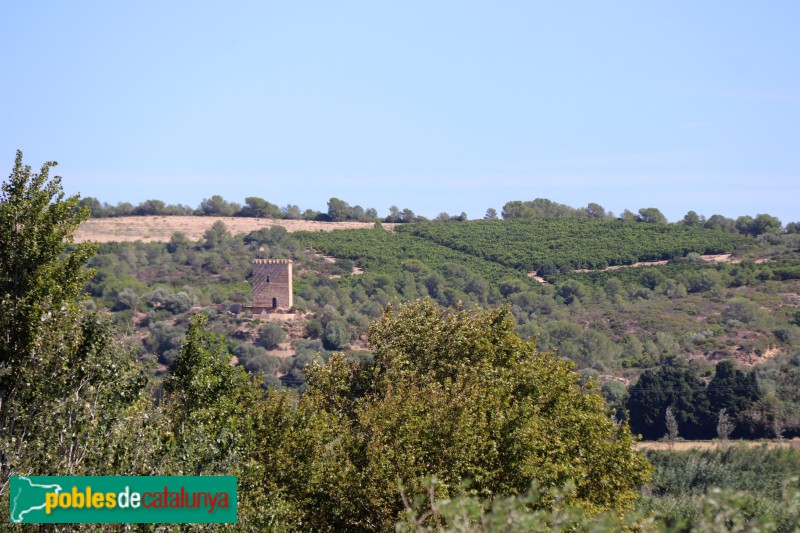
[{"xmin": 251, "ymin": 259, "xmax": 293, "ymax": 310}]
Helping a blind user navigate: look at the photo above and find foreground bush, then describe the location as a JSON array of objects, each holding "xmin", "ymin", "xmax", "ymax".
[{"xmin": 250, "ymin": 299, "xmax": 651, "ymax": 530}]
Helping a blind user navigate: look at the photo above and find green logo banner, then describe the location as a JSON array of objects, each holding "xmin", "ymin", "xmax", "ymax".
[{"xmin": 9, "ymin": 476, "xmax": 237, "ymax": 524}]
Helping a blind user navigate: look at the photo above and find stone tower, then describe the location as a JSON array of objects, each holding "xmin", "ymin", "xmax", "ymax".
[{"xmin": 251, "ymin": 259, "xmax": 293, "ymax": 310}]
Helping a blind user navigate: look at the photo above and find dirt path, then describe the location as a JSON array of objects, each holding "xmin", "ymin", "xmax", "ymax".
[
  {"xmin": 636, "ymin": 439, "xmax": 800, "ymax": 451},
  {"xmin": 75, "ymin": 216, "xmax": 395, "ymax": 243}
]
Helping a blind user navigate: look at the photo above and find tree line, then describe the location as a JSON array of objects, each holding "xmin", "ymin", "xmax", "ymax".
[{"xmin": 81, "ymin": 193, "xmax": 799, "ymax": 237}]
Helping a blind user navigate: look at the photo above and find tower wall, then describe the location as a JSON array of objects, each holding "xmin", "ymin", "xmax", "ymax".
[{"xmin": 252, "ymin": 259, "xmax": 293, "ymax": 309}]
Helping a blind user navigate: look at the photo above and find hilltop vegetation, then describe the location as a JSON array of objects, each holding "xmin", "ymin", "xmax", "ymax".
[{"xmin": 399, "ymin": 218, "xmax": 748, "ymax": 272}]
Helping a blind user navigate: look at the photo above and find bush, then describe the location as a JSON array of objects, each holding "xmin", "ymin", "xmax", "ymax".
[
  {"xmin": 322, "ymin": 320, "xmax": 350, "ymax": 350},
  {"xmin": 257, "ymin": 323, "xmax": 286, "ymax": 350}
]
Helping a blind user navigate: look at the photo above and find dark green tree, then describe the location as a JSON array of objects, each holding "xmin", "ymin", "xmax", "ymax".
[
  {"xmin": 199, "ymin": 194, "xmax": 237, "ymax": 216},
  {"xmin": 239, "ymin": 196, "xmax": 281, "ymax": 218},
  {"xmin": 627, "ymin": 364, "xmax": 713, "ymax": 439},
  {"xmin": 327, "ymin": 197, "xmax": 350, "ymax": 222},
  {"xmin": 706, "ymin": 360, "xmax": 761, "ymax": 434},
  {"xmin": 682, "ymin": 210, "xmax": 704, "ymax": 226},
  {"xmin": 638, "ymin": 207, "xmax": 667, "ymax": 224}
]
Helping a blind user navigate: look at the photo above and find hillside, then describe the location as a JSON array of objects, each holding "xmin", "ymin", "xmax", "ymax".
[{"xmin": 81, "ymin": 214, "xmax": 800, "ymax": 441}]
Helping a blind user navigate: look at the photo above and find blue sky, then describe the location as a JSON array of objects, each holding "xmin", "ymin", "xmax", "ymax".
[{"xmin": 2, "ymin": 1, "xmax": 798, "ymax": 222}]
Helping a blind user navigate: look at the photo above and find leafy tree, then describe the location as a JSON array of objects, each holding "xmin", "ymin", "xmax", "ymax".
[
  {"xmin": 585, "ymin": 202, "xmax": 606, "ymax": 218},
  {"xmin": 79, "ymin": 196, "xmax": 104, "ymax": 216},
  {"xmin": 704, "ymin": 214, "xmax": 736, "ymax": 233},
  {"xmin": 199, "ymin": 194, "xmax": 238, "ymax": 216},
  {"xmin": 115, "ymin": 287, "xmax": 140, "ymax": 310},
  {"xmin": 682, "ymin": 210, "xmax": 704, "ymax": 226},
  {"xmin": 322, "ymin": 319, "xmax": 350, "ymax": 350},
  {"xmin": 257, "ymin": 322, "xmax": 286, "ymax": 350},
  {"xmin": 0, "ymin": 151, "xmax": 97, "ymax": 385},
  {"xmin": 386, "ymin": 205, "xmax": 401, "ymax": 222},
  {"xmin": 638, "ymin": 207, "xmax": 667, "ymax": 224},
  {"xmin": 484, "ymin": 207, "xmax": 498, "ymax": 220},
  {"xmin": 203, "ymin": 220, "xmax": 230, "ymax": 248},
  {"xmin": 735, "ymin": 215, "xmax": 756, "ymax": 236},
  {"xmin": 327, "ymin": 197, "xmax": 350, "ymax": 222},
  {"xmin": 165, "ymin": 314, "xmax": 262, "ymax": 476},
  {"xmin": 296, "ymin": 300, "xmax": 651, "ymax": 528},
  {"xmin": 752, "ymin": 213, "xmax": 782, "ymax": 235},
  {"xmin": 0, "ymin": 151, "xmax": 144, "ymax": 496},
  {"xmin": 602, "ymin": 380, "xmax": 628, "ymax": 419},
  {"xmin": 501, "ymin": 198, "xmax": 578, "ymax": 219},
  {"xmin": 400, "ymin": 208, "xmax": 417, "ymax": 223},
  {"xmin": 134, "ymin": 198, "xmax": 166, "ymax": 215},
  {"xmin": 239, "ymin": 196, "xmax": 281, "ymax": 218},
  {"xmin": 281, "ymin": 204, "xmax": 302, "ymax": 219}
]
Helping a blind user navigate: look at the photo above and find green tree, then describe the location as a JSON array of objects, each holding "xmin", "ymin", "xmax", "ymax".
[
  {"xmin": 0, "ymin": 151, "xmax": 97, "ymax": 384},
  {"xmin": 199, "ymin": 194, "xmax": 237, "ymax": 216},
  {"xmin": 134, "ymin": 198, "xmax": 166, "ymax": 215},
  {"xmin": 203, "ymin": 219, "xmax": 230, "ymax": 248},
  {"xmin": 327, "ymin": 197, "xmax": 350, "ymax": 222},
  {"xmin": 752, "ymin": 213, "xmax": 782, "ymax": 235},
  {"xmin": 706, "ymin": 360, "xmax": 761, "ymax": 430},
  {"xmin": 295, "ymin": 300, "xmax": 651, "ymax": 529},
  {"xmin": 735, "ymin": 215, "xmax": 756, "ymax": 235},
  {"xmin": 322, "ymin": 319, "xmax": 350, "ymax": 350},
  {"xmin": 0, "ymin": 152, "xmax": 145, "ymax": 502},
  {"xmin": 164, "ymin": 314, "xmax": 265, "ymax": 483},
  {"xmin": 239, "ymin": 196, "xmax": 280, "ymax": 218},
  {"xmin": 257, "ymin": 322, "xmax": 286, "ymax": 350},
  {"xmin": 682, "ymin": 210, "xmax": 704, "ymax": 226},
  {"xmin": 638, "ymin": 207, "xmax": 667, "ymax": 224},
  {"xmin": 585, "ymin": 202, "xmax": 606, "ymax": 218},
  {"xmin": 627, "ymin": 364, "xmax": 713, "ymax": 439}
]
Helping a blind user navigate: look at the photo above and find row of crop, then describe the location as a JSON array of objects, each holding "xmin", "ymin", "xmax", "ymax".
[
  {"xmin": 399, "ymin": 218, "xmax": 748, "ymax": 271},
  {"xmin": 294, "ymin": 228, "xmax": 535, "ymax": 286},
  {"xmin": 549, "ymin": 257, "xmax": 800, "ymax": 289}
]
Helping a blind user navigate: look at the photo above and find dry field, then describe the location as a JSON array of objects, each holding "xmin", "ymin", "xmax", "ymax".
[
  {"xmin": 636, "ymin": 439, "xmax": 800, "ymax": 451},
  {"xmin": 74, "ymin": 216, "xmax": 395, "ymax": 243}
]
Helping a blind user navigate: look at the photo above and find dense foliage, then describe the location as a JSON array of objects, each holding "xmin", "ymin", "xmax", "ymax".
[
  {"xmin": 399, "ymin": 218, "xmax": 748, "ymax": 271},
  {"xmin": 5, "ymin": 152, "xmax": 800, "ymax": 530}
]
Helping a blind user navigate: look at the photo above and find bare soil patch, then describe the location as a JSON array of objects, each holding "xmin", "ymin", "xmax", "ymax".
[
  {"xmin": 636, "ymin": 439, "xmax": 800, "ymax": 451},
  {"xmin": 75, "ymin": 216, "xmax": 395, "ymax": 243},
  {"xmin": 527, "ymin": 271, "xmax": 549, "ymax": 284}
]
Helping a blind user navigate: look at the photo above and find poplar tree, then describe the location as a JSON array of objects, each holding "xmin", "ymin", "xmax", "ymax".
[{"xmin": 0, "ymin": 151, "xmax": 143, "ymax": 498}]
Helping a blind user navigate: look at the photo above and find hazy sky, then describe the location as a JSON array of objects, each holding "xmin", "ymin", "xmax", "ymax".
[{"xmin": 2, "ymin": 2, "xmax": 798, "ymax": 222}]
